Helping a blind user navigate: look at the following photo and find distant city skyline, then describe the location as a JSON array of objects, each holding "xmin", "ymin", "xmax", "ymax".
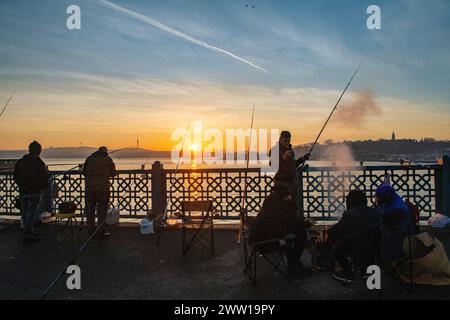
[{"xmin": 1, "ymin": 0, "xmax": 449, "ymax": 150}]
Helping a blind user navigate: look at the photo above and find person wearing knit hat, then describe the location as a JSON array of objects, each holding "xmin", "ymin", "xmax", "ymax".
[{"xmin": 375, "ymin": 184, "xmax": 413, "ymax": 263}]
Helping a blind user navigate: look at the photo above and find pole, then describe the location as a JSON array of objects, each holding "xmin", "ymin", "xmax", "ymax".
[
  {"xmin": 40, "ymin": 220, "xmax": 106, "ymax": 300},
  {"xmin": 238, "ymin": 102, "xmax": 255, "ymax": 244},
  {"xmin": 156, "ymin": 121, "xmax": 190, "ymax": 245},
  {"xmin": 307, "ymin": 63, "xmax": 362, "ymax": 155},
  {"xmin": 0, "ymin": 90, "xmax": 16, "ymax": 119}
]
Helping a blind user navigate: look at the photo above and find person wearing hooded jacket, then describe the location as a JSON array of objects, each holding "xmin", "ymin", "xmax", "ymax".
[
  {"xmin": 83, "ymin": 146, "xmax": 116, "ymax": 238},
  {"xmin": 13, "ymin": 141, "xmax": 49, "ymax": 243},
  {"xmin": 375, "ymin": 185, "xmax": 412, "ymax": 264},
  {"xmin": 249, "ymin": 185, "xmax": 314, "ymax": 276}
]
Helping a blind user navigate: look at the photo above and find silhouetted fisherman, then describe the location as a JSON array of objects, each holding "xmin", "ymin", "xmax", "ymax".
[
  {"xmin": 319, "ymin": 190, "xmax": 380, "ymax": 284},
  {"xmin": 13, "ymin": 141, "xmax": 49, "ymax": 243},
  {"xmin": 272, "ymin": 130, "xmax": 310, "ymax": 195},
  {"xmin": 83, "ymin": 146, "xmax": 116, "ymax": 238},
  {"xmin": 249, "ymin": 185, "xmax": 314, "ymax": 277}
]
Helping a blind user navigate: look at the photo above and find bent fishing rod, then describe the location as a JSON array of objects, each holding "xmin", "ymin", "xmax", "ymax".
[
  {"xmin": 303, "ymin": 63, "xmax": 362, "ymax": 162},
  {"xmin": 156, "ymin": 121, "xmax": 190, "ymax": 245},
  {"xmin": 0, "ymin": 90, "xmax": 16, "ymax": 120}
]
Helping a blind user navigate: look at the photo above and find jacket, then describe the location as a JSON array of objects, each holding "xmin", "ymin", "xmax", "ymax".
[
  {"xmin": 272, "ymin": 142, "xmax": 307, "ymax": 184},
  {"xmin": 13, "ymin": 154, "xmax": 49, "ymax": 194},
  {"xmin": 328, "ymin": 206, "xmax": 381, "ymax": 263},
  {"xmin": 249, "ymin": 192, "xmax": 308, "ymax": 243},
  {"xmin": 83, "ymin": 150, "xmax": 117, "ymax": 192}
]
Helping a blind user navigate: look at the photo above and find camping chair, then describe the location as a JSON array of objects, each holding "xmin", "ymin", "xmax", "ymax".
[
  {"xmin": 54, "ymin": 201, "xmax": 78, "ymax": 246},
  {"xmin": 177, "ymin": 200, "xmax": 215, "ymax": 256},
  {"xmin": 376, "ymin": 223, "xmax": 414, "ymax": 296},
  {"xmin": 240, "ymin": 209, "xmax": 294, "ymax": 286}
]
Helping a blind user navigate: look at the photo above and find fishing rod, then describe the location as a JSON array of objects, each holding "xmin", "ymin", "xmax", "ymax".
[
  {"xmin": 156, "ymin": 121, "xmax": 190, "ymax": 245},
  {"xmin": 40, "ymin": 145, "xmax": 135, "ymax": 299},
  {"xmin": 109, "ymin": 145, "xmax": 133, "ymax": 156},
  {"xmin": 304, "ymin": 63, "xmax": 362, "ymax": 159},
  {"xmin": 50, "ymin": 146, "xmax": 132, "ymax": 177},
  {"xmin": 40, "ymin": 219, "xmax": 106, "ymax": 300},
  {"xmin": 238, "ymin": 102, "xmax": 255, "ymax": 244},
  {"xmin": 0, "ymin": 90, "xmax": 16, "ymax": 119}
]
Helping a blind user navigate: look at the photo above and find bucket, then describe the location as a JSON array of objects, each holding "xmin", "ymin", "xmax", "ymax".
[
  {"xmin": 106, "ymin": 207, "xmax": 120, "ymax": 226},
  {"xmin": 139, "ymin": 218, "xmax": 154, "ymax": 235}
]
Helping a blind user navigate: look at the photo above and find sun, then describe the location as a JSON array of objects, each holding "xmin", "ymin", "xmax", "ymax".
[{"xmin": 190, "ymin": 143, "xmax": 199, "ymax": 152}]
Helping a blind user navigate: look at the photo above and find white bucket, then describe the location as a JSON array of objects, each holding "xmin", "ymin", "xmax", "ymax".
[
  {"xmin": 139, "ymin": 218, "xmax": 154, "ymax": 234},
  {"xmin": 106, "ymin": 207, "xmax": 120, "ymax": 226}
]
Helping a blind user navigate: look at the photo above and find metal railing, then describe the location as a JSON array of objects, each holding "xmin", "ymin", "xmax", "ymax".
[{"xmin": 0, "ymin": 163, "xmax": 444, "ymax": 221}]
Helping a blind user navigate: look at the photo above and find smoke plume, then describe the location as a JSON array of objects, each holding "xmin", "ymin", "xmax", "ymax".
[
  {"xmin": 322, "ymin": 143, "xmax": 356, "ymax": 217},
  {"xmin": 335, "ymin": 90, "xmax": 381, "ymax": 127}
]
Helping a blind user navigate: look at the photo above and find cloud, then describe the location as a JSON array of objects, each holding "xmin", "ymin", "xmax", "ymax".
[{"xmin": 98, "ymin": 0, "xmax": 267, "ymax": 72}]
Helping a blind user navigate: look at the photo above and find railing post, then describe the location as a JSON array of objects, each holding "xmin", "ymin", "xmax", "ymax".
[
  {"xmin": 295, "ymin": 168, "xmax": 305, "ymax": 219},
  {"xmin": 151, "ymin": 161, "xmax": 164, "ymax": 215},
  {"xmin": 438, "ymin": 155, "xmax": 450, "ymax": 216}
]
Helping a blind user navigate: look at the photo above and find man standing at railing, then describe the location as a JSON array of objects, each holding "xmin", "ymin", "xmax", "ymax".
[
  {"xmin": 83, "ymin": 146, "xmax": 117, "ymax": 239},
  {"xmin": 13, "ymin": 141, "xmax": 49, "ymax": 243},
  {"xmin": 271, "ymin": 131, "xmax": 310, "ymax": 200}
]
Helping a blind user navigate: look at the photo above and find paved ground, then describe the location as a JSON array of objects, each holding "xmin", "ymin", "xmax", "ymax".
[{"xmin": 1, "ymin": 221, "xmax": 450, "ymax": 300}]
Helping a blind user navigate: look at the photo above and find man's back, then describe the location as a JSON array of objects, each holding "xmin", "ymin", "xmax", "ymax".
[
  {"xmin": 83, "ymin": 150, "xmax": 116, "ymax": 192},
  {"xmin": 328, "ymin": 206, "xmax": 380, "ymax": 262},
  {"xmin": 13, "ymin": 154, "xmax": 48, "ymax": 194}
]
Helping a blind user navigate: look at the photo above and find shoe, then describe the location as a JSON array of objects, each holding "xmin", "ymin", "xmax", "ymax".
[
  {"xmin": 332, "ymin": 271, "xmax": 356, "ymax": 285},
  {"xmin": 40, "ymin": 211, "xmax": 52, "ymax": 219},
  {"xmin": 23, "ymin": 234, "xmax": 43, "ymax": 243}
]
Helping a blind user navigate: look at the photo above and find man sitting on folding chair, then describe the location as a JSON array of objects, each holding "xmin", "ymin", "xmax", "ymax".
[
  {"xmin": 321, "ymin": 190, "xmax": 381, "ymax": 285},
  {"xmin": 249, "ymin": 185, "xmax": 314, "ymax": 278}
]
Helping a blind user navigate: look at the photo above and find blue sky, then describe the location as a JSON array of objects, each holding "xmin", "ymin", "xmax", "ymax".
[{"xmin": 0, "ymin": 0, "xmax": 449, "ymax": 149}]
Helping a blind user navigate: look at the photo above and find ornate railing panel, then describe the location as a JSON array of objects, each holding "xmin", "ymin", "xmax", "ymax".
[
  {"xmin": 0, "ymin": 170, "xmax": 152, "ymax": 218},
  {"xmin": 164, "ymin": 168, "xmax": 274, "ymax": 219},
  {"xmin": 0, "ymin": 164, "xmax": 443, "ymax": 221},
  {"xmin": 303, "ymin": 165, "xmax": 440, "ymax": 220}
]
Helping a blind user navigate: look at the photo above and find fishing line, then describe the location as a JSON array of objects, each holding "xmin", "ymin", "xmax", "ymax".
[{"xmin": 156, "ymin": 121, "xmax": 190, "ymax": 245}]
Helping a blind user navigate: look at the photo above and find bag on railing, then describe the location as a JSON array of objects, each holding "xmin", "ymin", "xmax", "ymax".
[{"xmin": 59, "ymin": 201, "xmax": 77, "ymax": 214}]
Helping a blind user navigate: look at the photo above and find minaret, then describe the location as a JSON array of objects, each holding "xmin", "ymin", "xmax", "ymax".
[
  {"xmin": 136, "ymin": 137, "xmax": 139, "ymax": 159},
  {"xmin": 391, "ymin": 132, "xmax": 396, "ymax": 141}
]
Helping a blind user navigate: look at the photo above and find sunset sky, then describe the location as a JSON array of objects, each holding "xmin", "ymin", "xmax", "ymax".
[{"xmin": 0, "ymin": 0, "xmax": 449, "ymax": 151}]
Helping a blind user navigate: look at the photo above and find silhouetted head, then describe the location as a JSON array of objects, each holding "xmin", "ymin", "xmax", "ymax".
[
  {"xmin": 346, "ymin": 190, "xmax": 368, "ymax": 210},
  {"xmin": 98, "ymin": 146, "xmax": 108, "ymax": 154},
  {"xmin": 28, "ymin": 141, "xmax": 42, "ymax": 156},
  {"xmin": 279, "ymin": 131, "xmax": 291, "ymax": 149}
]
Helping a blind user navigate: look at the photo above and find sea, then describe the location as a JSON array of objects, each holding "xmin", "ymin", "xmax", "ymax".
[{"xmin": 40, "ymin": 158, "xmax": 399, "ymax": 171}]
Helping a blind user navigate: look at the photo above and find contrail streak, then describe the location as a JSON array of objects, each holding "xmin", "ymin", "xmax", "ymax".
[{"xmin": 98, "ymin": 0, "xmax": 267, "ymax": 72}]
